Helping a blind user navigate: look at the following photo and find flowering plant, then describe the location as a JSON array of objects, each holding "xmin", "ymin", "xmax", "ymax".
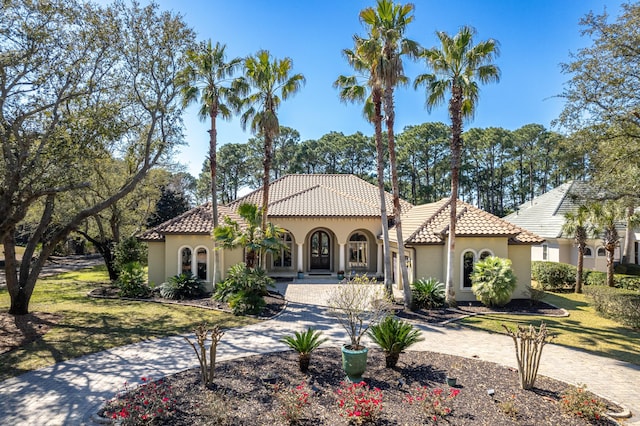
[
  {"xmin": 273, "ymin": 381, "xmax": 313, "ymax": 424},
  {"xmin": 406, "ymin": 385, "xmax": 460, "ymax": 423},
  {"xmin": 560, "ymin": 384, "xmax": 607, "ymax": 421},
  {"xmin": 102, "ymin": 377, "xmax": 175, "ymax": 424},
  {"xmin": 336, "ymin": 381, "xmax": 383, "ymax": 424}
]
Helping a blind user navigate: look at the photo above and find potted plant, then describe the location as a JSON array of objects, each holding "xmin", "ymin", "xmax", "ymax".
[
  {"xmin": 368, "ymin": 315, "xmax": 424, "ymax": 368},
  {"xmin": 328, "ymin": 274, "xmax": 392, "ymax": 381},
  {"xmin": 280, "ymin": 328, "xmax": 327, "ymax": 373},
  {"xmin": 297, "ymin": 270, "xmax": 304, "ymax": 279},
  {"xmin": 337, "ymin": 270, "xmax": 345, "ymax": 280}
]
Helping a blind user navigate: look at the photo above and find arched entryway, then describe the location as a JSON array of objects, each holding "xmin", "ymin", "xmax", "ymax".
[{"xmin": 310, "ymin": 230, "xmax": 331, "ymax": 270}]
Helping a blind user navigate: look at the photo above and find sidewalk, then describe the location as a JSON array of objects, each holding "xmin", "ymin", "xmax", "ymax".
[{"xmin": 0, "ymin": 283, "xmax": 638, "ymax": 425}]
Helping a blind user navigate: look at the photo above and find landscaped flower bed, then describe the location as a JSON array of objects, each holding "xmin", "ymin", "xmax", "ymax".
[{"xmin": 98, "ymin": 348, "xmax": 619, "ymax": 425}]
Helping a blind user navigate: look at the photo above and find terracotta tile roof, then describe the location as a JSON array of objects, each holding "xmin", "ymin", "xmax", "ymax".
[
  {"xmin": 390, "ymin": 198, "xmax": 544, "ymax": 245},
  {"xmin": 228, "ymin": 174, "xmax": 411, "ymax": 217},
  {"xmin": 138, "ymin": 203, "xmax": 244, "ymax": 241}
]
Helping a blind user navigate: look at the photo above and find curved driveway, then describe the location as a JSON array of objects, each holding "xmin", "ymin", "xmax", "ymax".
[{"xmin": 0, "ymin": 282, "xmax": 638, "ymax": 425}]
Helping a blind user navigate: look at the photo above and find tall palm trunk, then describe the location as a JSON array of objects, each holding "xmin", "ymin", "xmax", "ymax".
[
  {"xmin": 261, "ymin": 133, "xmax": 272, "ymax": 231},
  {"xmin": 445, "ymin": 85, "xmax": 464, "ymax": 306},
  {"xmin": 210, "ymin": 109, "xmax": 220, "ymax": 284},
  {"xmin": 576, "ymin": 242, "xmax": 585, "ymax": 294},
  {"xmin": 384, "ymin": 86, "xmax": 411, "ymax": 308},
  {"xmin": 372, "ymin": 88, "xmax": 393, "ymax": 296}
]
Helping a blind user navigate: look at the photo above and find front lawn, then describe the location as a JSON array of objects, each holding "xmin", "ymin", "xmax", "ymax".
[
  {"xmin": 459, "ymin": 291, "xmax": 640, "ymax": 365},
  {"xmin": 0, "ymin": 266, "xmax": 256, "ymax": 381}
]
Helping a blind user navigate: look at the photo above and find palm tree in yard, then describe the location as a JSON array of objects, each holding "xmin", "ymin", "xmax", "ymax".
[
  {"xmin": 240, "ymin": 50, "xmax": 305, "ymax": 230},
  {"xmin": 589, "ymin": 201, "xmax": 627, "ymax": 287},
  {"xmin": 334, "ymin": 34, "xmax": 394, "ymax": 298},
  {"xmin": 414, "ymin": 26, "xmax": 500, "ymax": 306},
  {"xmin": 562, "ymin": 205, "xmax": 593, "ymax": 293},
  {"xmin": 360, "ymin": 0, "xmax": 420, "ymax": 309},
  {"xmin": 179, "ymin": 40, "xmax": 245, "ymax": 284}
]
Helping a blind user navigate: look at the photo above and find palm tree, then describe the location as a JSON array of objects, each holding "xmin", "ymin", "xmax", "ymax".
[
  {"xmin": 213, "ymin": 203, "xmax": 287, "ymax": 269},
  {"xmin": 178, "ymin": 40, "xmax": 245, "ymax": 285},
  {"xmin": 589, "ymin": 201, "xmax": 626, "ymax": 287},
  {"xmin": 334, "ymin": 35, "xmax": 394, "ymax": 297},
  {"xmin": 414, "ymin": 26, "xmax": 500, "ymax": 306},
  {"xmin": 360, "ymin": 0, "xmax": 420, "ymax": 309},
  {"xmin": 562, "ymin": 205, "xmax": 592, "ymax": 293},
  {"xmin": 240, "ymin": 50, "xmax": 305, "ymax": 230}
]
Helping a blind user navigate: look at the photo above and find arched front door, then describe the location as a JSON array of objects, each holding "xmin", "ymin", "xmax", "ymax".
[{"xmin": 310, "ymin": 230, "xmax": 330, "ymax": 270}]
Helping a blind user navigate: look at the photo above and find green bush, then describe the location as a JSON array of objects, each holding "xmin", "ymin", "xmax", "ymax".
[
  {"xmin": 159, "ymin": 273, "xmax": 206, "ymax": 300},
  {"xmin": 471, "ymin": 256, "xmax": 517, "ymax": 307},
  {"xmin": 368, "ymin": 315, "xmax": 423, "ymax": 368},
  {"xmin": 116, "ymin": 261, "xmax": 152, "ymax": 298},
  {"xmin": 531, "ymin": 261, "xmax": 576, "ymax": 291},
  {"xmin": 411, "ymin": 277, "xmax": 445, "ymax": 309},
  {"xmin": 614, "ymin": 263, "xmax": 640, "ymax": 276},
  {"xmin": 114, "ymin": 236, "xmax": 148, "ymax": 272},
  {"xmin": 214, "ymin": 263, "xmax": 274, "ymax": 315},
  {"xmin": 585, "ymin": 285, "xmax": 640, "ymax": 329},
  {"xmin": 583, "ymin": 271, "xmax": 640, "ymax": 291}
]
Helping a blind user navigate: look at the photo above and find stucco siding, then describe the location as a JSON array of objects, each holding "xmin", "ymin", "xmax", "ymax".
[
  {"xmin": 412, "ymin": 245, "xmax": 444, "ymax": 283},
  {"xmin": 508, "ymin": 244, "xmax": 533, "ymax": 299},
  {"xmin": 146, "ymin": 241, "xmax": 165, "ymax": 286}
]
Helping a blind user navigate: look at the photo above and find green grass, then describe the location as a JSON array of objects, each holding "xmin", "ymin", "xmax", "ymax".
[
  {"xmin": 0, "ymin": 266, "xmax": 256, "ymax": 381},
  {"xmin": 459, "ymin": 292, "xmax": 640, "ymax": 365}
]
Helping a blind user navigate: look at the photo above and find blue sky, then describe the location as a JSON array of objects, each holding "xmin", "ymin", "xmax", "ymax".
[{"xmin": 148, "ymin": 0, "xmax": 625, "ymax": 177}]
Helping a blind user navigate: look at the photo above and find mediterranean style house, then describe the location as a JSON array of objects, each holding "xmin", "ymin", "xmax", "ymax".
[
  {"xmin": 503, "ymin": 181, "xmax": 637, "ymax": 272},
  {"xmin": 140, "ymin": 174, "xmax": 543, "ymax": 302}
]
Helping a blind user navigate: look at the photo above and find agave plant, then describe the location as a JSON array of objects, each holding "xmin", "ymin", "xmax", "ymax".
[
  {"xmin": 411, "ymin": 277, "xmax": 445, "ymax": 309},
  {"xmin": 280, "ymin": 328, "xmax": 328, "ymax": 373},
  {"xmin": 368, "ymin": 315, "xmax": 423, "ymax": 368}
]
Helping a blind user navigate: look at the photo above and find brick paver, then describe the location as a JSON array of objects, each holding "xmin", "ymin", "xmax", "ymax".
[{"xmin": 0, "ymin": 281, "xmax": 637, "ymax": 425}]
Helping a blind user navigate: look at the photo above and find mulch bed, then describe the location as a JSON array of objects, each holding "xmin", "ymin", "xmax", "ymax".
[
  {"xmin": 396, "ymin": 299, "xmax": 567, "ymax": 324},
  {"xmin": 99, "ymin": 348, "xmax": 620, "ymax": 425}
]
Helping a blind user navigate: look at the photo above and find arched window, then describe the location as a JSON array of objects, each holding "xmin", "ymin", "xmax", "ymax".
[
  {"xmin": 462, "ymin": 251, "xmax": 475, "ymax": 289},
  {"xmin": 196, "ymin": 247, "xmax": 208, "ymax": 280},
  {"xmin": 273, "ymin": 232, "xmax": 293, "ymax": 268},
  {"xmin": 348, "ymin": 233, "xmax": 368, "ymax": 269},
  {"xmin": 180, "ymin": 247, "xmax": 192, "ymax": 275},
  {"xmin": 479, "ymin": 250, "xmax": 492, "ymax": 261},
  {"xmin": 597, "ymin": 247, "xmax": 606, "ymax": 257},
  {"xmin": 584, "ymin": 247, "xmax": 593, "ymax": 257}
]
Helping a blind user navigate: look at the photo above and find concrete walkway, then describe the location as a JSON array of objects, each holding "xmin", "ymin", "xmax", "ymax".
[{"xmin": 0, "ymin": 282, "xmax": 638, "ymax": 425}]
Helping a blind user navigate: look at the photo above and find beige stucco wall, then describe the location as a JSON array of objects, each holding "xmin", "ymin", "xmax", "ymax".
[
  {"xmin": 508, "ymin": 244, "xmax": 534, "ymax": 299},
  {"xmin": 146, "ymin": 241, "xmax": 166, "ymax": 287}
]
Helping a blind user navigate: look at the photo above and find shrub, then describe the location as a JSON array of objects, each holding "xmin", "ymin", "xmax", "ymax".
[
  {"xmin": 214, "ymin": 263, "xmax": 274, "ymax": 315},
  {"xmin": 281, "ymin": 328, "xmax": 327, "ymax": 373},
  {"xmin": 367, "ymin": 315, "xmax": 423, "ymax": 368},
  {"xmin": 184, "ymin": 323, "xmax": 224, "ymax": 387},
  {"xmin": 273, "ymin": 382, "xmax": 313, "ymax": 424},
  {"xmin": 531, "ymin": 261, "xmax": 576, "ymax": 291},
  {"xmin": 405, "ymin": 385, "xmax": 460, "ymax": 423},
  {"xmin": 102, "ymin": 377, "xmax": 176, "ymax": 424},
  {"xmin": 615, "ymin": 275, "xmax": 640, "ymax": 291},
  {"xmin": 503, "ymin": 322, "xmax": 552, "ymax": 390},
  {"xmin": 336, "ymin": 381, "xmax": 383, "ymax": 424},
  {"xmin": 116, "ymin": 261, "xmax": 151, "ymax": 298},
  {"xmin": 411, "ymin": 277, "xmax": 445, "ymax": 309},
  {"xmin": 471, "ymin": 256, "xmax": 517, "ymax": 307},
  {"xmin": 114, "ymin": 236, "xmax": 148, "ymax": 272},
  {"xmin": 584, "ymin": 286, "xmax": 640, "ymax": 329},
  {"xmin": 583, "ymin": 270, "xmax": 606, "ymax": 287},
  {"xmin": 160, "ymin": 273, "xmax": 206, "ymax": 300},
  {"xmin": 614, "ymin": 263, "xmax": 640, "ymax": 276},
  {"xmin": 560, "ymin": 384, "xmax": 607, "ymax": 421}
]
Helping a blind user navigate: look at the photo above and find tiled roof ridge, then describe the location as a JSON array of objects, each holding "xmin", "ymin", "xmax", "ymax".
[
  {"xmin": 440, "ymin": 199, "xmax": 468, "ymax": 236},
  {"xmin": 268, "ymin": 183, "xmax": 323, "ymax": 207},
  {"xmin": 404, "ymin": 198, "xmax": 449, "ymax": 242},
  {"xmin": 157, "ymin": 202, "xmax": 212, "ymax": 232},
  {"xmin": 551, "ymin": 180, "xmax": 576, "ymax": 217},
  {"xmin": 325, "ymin": 179, "xmax": 383, "ymax": 211}
]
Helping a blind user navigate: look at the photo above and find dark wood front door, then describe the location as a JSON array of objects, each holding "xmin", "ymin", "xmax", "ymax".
[{"xmin": 310, "ymin": 230, "xmax": 330, "ymax": 270}]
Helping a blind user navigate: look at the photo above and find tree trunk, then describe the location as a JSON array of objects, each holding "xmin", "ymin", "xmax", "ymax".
[
  {"xmin": 622, "ymin": 205, "xmax": 634, "ymax": 265},
  {"xmin": 385, "ymin": 86, "xmax": 411, "ymax": 309},
  {"xmin": 262, "ymin": 133, "xmax": 272, "ymax": 231},
  {"xmin": 210, "ymin": 109, "xmax": 220, "ymax": 286},
  {"xmin": 576, "ymin": 243, "xmax": 584, "ymax": 294},
  {"xmin": 445, "ymin": 86, "xmax": 463, "ymax": 307},
  {"xmin": 372, "ymin": 88, "xmax": 393, "ymax": 297}
]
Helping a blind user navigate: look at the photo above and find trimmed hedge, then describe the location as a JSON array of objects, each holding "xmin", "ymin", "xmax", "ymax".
[
  {"xmin": 584, "ymin": 286, "xmax": 640, "ymax": 329},
  {"xmin": 583, "ymin": 270, "xmax": 640, "ymax": 291},
  {"xmin": 614, "ymin": 263, "xmax": 640, "ymax": 276},
  {"xmin": 531, "ymin": 261, "xmax": 576, "ymax": 291}
]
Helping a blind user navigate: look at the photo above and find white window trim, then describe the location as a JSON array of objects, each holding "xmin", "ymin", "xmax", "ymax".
[
  {"xmin": 194, "ymin": 246, "xmax": 210, "ymax": 282},
  {"xmin": 460, "ymin": 248, "xmax": 494, "ymax": 291},
  {"xmin": 583, "ymin": 246, "xmax": 594, "ymax": 258},
  {"xmin": 272, "ymin": 232, "xmax": 294, "ymax": 269},
  {"xmin": 348, "ymin": 232, "xmax": 369, "ymax": 270},
  {"xmin": 596, "ymin": 246, "xmax": 607, "ymax": 257},
  {"xmin": 178, "ymin": 245, "xmax": 193, "ymax": 276}
]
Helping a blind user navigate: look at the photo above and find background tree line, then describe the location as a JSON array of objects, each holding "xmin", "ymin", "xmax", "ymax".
[{"xmin": 192, "ymin": 122, "xmax": 588, "ymax": 217}]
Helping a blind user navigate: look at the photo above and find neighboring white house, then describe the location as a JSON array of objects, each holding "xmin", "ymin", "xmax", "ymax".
[{"xmin": 503, "ymin": 181, "xmax": 637, "ymax": 272}]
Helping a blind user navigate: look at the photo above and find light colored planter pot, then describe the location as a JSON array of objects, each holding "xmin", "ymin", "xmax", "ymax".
[{"xmin": 341, "ymin": 345, "xmax": 368, "ymax": 382}]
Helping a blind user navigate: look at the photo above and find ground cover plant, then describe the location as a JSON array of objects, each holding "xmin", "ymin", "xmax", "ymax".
[
  {"xmin": 98, "ymin": 348, "xmax": 619, "ymax": 425},
  {"xmin": 0, "ymin": 266, "xmax": 255, "ymax": 381}
]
